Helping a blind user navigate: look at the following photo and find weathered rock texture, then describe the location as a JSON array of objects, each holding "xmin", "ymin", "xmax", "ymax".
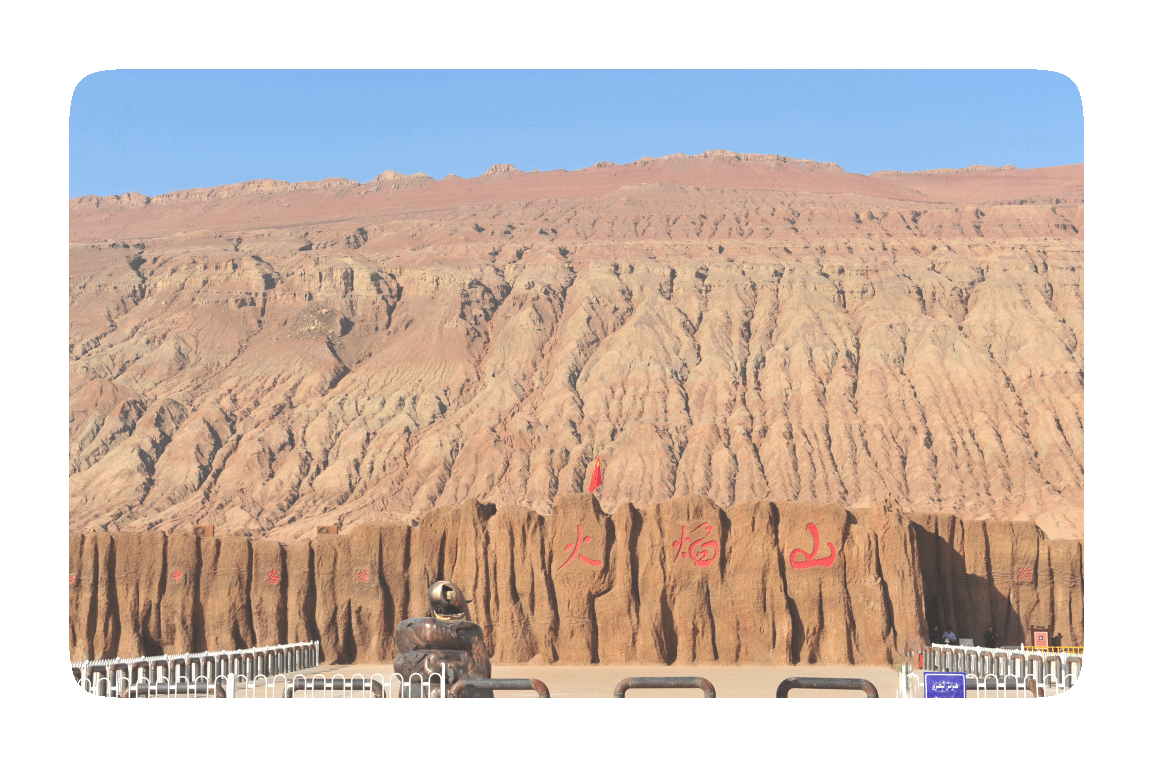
[
  {"xmin": 69, "ymin": 152, "xmax": 1084, "ymax": 540},
  {"xmin": 68, "ymin": 494, "xmax": 1083, "ymax": 665}
]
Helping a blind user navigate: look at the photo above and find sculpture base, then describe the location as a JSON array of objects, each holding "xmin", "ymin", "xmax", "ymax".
[
  {"xmin": 393, "ymin": 617, "xmax": 492, "ymax": 698},
  {"xmin": 394, "ymin": 645, "xmax": 493, "ymax": 691}
]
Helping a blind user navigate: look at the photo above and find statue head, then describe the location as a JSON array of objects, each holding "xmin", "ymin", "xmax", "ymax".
[{"xmin": 428, "ymin": 580, "xmax": 471, "ymax": 621}]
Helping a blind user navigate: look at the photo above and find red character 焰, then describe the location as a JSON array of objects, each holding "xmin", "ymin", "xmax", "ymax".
[
  {"xmin": 672, "ymin": 522, "xmax": 719, "ymax": 567},
  {"xmin": 354, "ymin": 569, "xmax": 370, "ymax": 583}
]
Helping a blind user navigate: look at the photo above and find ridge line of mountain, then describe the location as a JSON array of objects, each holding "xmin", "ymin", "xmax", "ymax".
[{"xmin": 69, "ymin": 149, "xmax": 1083, "ymax": 207}]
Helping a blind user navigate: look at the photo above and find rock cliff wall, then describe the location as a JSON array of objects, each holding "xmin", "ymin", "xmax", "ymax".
[{"xmin": 68, "ymin": 494, "xmax": 1083, "ymax": 665}]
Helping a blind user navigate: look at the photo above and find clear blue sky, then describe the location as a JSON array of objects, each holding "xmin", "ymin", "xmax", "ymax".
[{"xmin": 69, "ymin": 70, "xmax": 1083, "ymax": 198}]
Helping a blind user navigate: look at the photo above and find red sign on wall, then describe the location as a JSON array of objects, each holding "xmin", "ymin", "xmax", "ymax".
[
  {"xmin": 790, "ymin": 523, "xmax": 837, "ymax": 569},
  {"xmin": 671, "ymin": 522, "xmax": 719, "ymax": 567},
  {"xmin": 1033, "ymin": 631, "xmax": 1049, "ymax": 648},
  {"xmin": 558, "ymin": 524, "xmax": 603, "ymax": 570}
]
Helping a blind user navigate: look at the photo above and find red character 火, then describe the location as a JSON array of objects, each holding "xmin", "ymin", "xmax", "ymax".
[{"xmin": 557, "ymin": 524, "xmax": 604, "ymax": 570}]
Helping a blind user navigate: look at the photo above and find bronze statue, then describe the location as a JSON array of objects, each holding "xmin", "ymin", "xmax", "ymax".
[{"xmin": 393, "ymin": 580, "xmax": 492, "ymax": 697}]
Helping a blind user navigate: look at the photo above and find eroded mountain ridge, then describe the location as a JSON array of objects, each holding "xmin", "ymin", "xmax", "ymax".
[{"xmin": 69, "ymin": 151, "xmax": 1084, "ymax": 540}]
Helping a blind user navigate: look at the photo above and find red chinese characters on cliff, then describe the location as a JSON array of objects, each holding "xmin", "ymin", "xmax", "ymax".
[
  {"xmin": 266, "ymin": 569, "xmax": 281, "ymax": 585},
  {"xmin": 672, "ymin": 522, "xmax": 719, "ymax": 567},
  {"xmin": 354, "ymin": 569, "xmax": 371, "ymax": 583},
  {"xmin": 790, "ymin": 523, "xmax": 836, "ymax": 569},
  {"xmin": 1016, "ymin": 567, "xmax": 1033, "ymax": 581},
  {"xmin": 170, "ymin": 569, "xmax": 184, "ymax": 582},
  {"xmin": 557, "ymin": 524, "xmax": 603, "ymax": 571}
]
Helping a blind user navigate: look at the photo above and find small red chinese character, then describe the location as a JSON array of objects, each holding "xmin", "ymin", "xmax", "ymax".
[
  {"xmin": 354, "ymin": 569, "xmax": 370, "ymax": 583},
  {"xmin": 68, "ymin": 575, "xmax": 75, "ymax": 585},
  {"xmin": 266, "ymin": 569, "xmax": 281, "ymax": 585},
  {"xmin": 170, "ymin": 569, "xmax": 183, "ymax": 582},
  {"xmin": 672, "ymin": 522, "xmax": 719, "ymax": 567},
  {"xmin": 558, "ymin": 524, "xmax": 603, "ymax": 570},
  {"xmin": 1016, "ymin": 567, "xmax": 1033, "ymax": 581}
]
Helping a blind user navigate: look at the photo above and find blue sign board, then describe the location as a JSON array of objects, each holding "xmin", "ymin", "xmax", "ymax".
[{"xmin": 925, "ymin": 672, "xmax": 966, "ymax": 698}]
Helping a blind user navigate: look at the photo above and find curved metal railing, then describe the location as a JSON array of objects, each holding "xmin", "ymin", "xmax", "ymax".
[{"xmin": 71, "ymin": 641, "xmax": 321, "ymax": 697}]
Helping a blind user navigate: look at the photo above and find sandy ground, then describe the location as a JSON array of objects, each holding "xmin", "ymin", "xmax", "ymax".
[
  {"xmin": 285, "ymin": 663, "xmax": 1047, "ymax": 699},
  {"xmin": 296, "ymin": 662, "xmax": 911, "ymax": 698}
]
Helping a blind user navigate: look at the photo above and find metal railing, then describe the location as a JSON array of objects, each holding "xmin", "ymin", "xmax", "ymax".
[
  {"xmin": 72, "ymin": 641, "xmax": 321, "ymax": 697},
  {"xmin": 274, "ymin": 669, "xmax": 446, "ymax": 698},
  {"xmin": 120, "ymin": 677, "xmax": 228, "ymax": 698},
  {"xmin": 900, "ymin": 667, "xmax": 1072, "ymax": 699},
  {"xmin": 92, "ymin": 668, "xmax": 448, "ymax": 699},
  {"xmin": 777, "ymin": 677, "xmax": 879, "ymax": 698},
  {"xmin": 1024, "ymin": 646, "xmax": 1083, "ymax": 654},
  {"xmin": 963, "ymin": 673, "xmax": 1050, "ymax": 698},
  {"xmin": 613, "ymin": 677, "xmax": 716, "ymax": 698},
  {"xmin": 922, "ymin": 643, "xmax": 1081, "ymax": 694},
  {"xmin": 450, "ymin": 678, "xmax": 550, "ymax": 698}
]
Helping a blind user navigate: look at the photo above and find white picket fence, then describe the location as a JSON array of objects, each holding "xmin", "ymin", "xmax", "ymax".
[
  {"xmin": 79, "ymin": 668, "xmax": 447, "ymax": 696},
  {"xmin": 73, "ymin": 641, "xmax": 319, "ymax": 697},
  {"xmin": 72, "ymin": 640, "xmax": 454, "ymax": 698},
  {"xmin": 920, "ymin": 642, "xmax": 1082, "ymax": 692},
  {"xmin": 249, "ymin": 669, "xmax": 447, "ymax": 698},
  {"xmin": 76, "ymin": 667, "xmax": 448, "ymax": 699},
  {"xmin": 897, "ymin": 662, "xmax": 1077, "ymax": 699}
]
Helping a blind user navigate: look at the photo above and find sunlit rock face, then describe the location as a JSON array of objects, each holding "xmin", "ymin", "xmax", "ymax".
[
  {"xmin": 69, "ymin": 153, "xmax": 1083, "ymax": 541},
  {"xmin": 68, "ymin": 496, "xmax": 1084, "ymax": 665}
]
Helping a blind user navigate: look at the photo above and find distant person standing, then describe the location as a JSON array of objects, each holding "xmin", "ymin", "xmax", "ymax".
[
  {"xmin": 942, "ymin": 628, "xmax": 958, "ymax": 645},
  {"xmin": 984, "ymin": 625, "xmax": 999, "ymax": 648}
]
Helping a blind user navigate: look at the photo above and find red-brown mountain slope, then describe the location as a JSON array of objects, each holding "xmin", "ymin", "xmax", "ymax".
[{"xmin": 69, "ymin": 151, "xmax": 1084, "ymax": 540}]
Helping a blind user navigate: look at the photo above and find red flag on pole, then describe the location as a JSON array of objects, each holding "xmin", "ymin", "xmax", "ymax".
[{"xmin": 588, "ymin": 455, "xmax": 603, "ymax": 493}]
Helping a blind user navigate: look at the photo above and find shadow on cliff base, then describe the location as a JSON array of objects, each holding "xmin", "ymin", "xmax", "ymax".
[{"xmin": 912, "ymin": 521, "xmax": 1024, "ymax": 647}]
